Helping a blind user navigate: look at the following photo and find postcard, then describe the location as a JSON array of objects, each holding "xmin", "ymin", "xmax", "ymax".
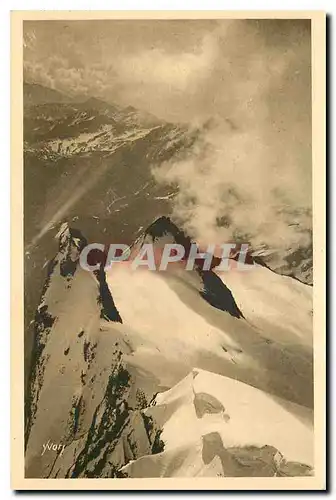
[{"xmin": 11, "ymin": 10, "xmax": 326, "ymax": 490}]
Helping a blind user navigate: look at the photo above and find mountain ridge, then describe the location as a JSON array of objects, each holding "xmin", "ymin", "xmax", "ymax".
[{"xmin": 25, "ymin": 217, "xmax": 313, "ymax": 477}]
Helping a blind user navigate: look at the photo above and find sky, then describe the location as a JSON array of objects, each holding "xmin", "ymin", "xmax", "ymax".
[{"xmin": 23, "ymin": 19, "xmax": 312, "ymax": 253}]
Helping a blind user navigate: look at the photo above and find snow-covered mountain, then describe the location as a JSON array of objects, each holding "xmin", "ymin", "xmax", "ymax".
[
  {"xmin": 23, "ymin": 83, "xmax": 312, "ymax": 378},
  {"xmin": 25, "ymin": 217, "xmax": 313, "ymax": 478}
]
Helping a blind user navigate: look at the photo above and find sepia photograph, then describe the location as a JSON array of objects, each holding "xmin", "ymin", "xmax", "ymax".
[{"xmin": 11, "ymin": 11, "xmax": 326, "ymax": 490}]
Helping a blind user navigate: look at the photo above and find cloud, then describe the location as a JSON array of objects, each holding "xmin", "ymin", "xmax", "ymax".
[{"xmin": 149, "ymin": 21, "xmax": 312, "ymax": 255}]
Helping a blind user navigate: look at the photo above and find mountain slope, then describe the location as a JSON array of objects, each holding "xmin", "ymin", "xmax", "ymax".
[
  {"xmin": 25, "ymin": 223, "xmax": 164, "ymax": 478},
  {"xmin": 25, "ymin": 218, "xmax": 313, "ymax": 478},
  {"xmin": 123, "ymin": 369, "xmax": 313, "ymax": 478}
]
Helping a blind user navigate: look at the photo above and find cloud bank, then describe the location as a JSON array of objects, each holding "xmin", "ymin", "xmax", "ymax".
[{"xmin": 24, "ymin": 19, "xmax": 312, "ymax": 255}]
